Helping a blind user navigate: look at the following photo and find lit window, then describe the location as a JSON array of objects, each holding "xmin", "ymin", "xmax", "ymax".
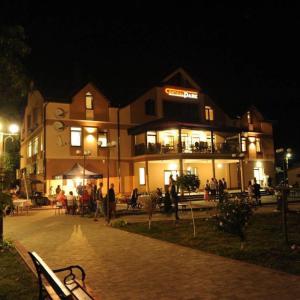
[
  {"xmin": 256, "ymin": 138, "xmax": 261, "ymax": 152},
  {"xmin": 27, "ymin": 141, "xmax": 32, "ymax": 157},
  {"xmin": 85, "ymin": 92, "xmax": 93, "ymax": 109},
  {"xmin": 205, "ymin": 106, "xmax": 214, "ymax": 121},
  {"xmin": 98, "ymin": 132, "xmax": 107, "ymax": 147},
  {"xmin": 71, "ymin": 127, "xmax": 82, "ymax": 146},
  {"xmin": 241, "ymin": 137, "xmax": 247, "ymax": 152},
  {"xmin": 247, "ymin": 111, "xmax": 252, "ymax": 124},
  {"xmin": 147, "ymin": 131, "xmax": 156, "ymax": 144},
  {"xmin": 33, "ymin": 137, "xmax": 39, "ymax": 155},
  {"xmin": 163, "ymin": 135, "xmax": 174, "ymax": 147},
  {"xmin": 139, "ymin": 167, "xmax": 145, "ymax": 185}
]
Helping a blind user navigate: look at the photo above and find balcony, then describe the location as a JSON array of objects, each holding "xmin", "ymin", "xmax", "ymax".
[{"xmin": 134, "ymin": 141, "xmax": 240, "ymax": 156}]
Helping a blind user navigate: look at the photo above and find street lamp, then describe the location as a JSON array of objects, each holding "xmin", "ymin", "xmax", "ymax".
[
  {"xmin": 83, "ymin": 150, "xmax": 91, "ymax": 186},
  {"xmin": 104, "ymin": 141, "xmax": 116, "ymax": 223},
  {"xmin": 275, "ymin": 147, "xmax": 292, "ymax": 245},
  {"xmin": 81, "ymin": 150, "xmax": 91, "ymax": 216}
]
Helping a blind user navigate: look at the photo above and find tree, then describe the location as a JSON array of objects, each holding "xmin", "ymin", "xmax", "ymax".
[
  {"xmin": 216, "ymin": 197, "xmax": 252, "ymax": 250},
  {"xmin": 0, "ymin": 192, "xmax": 12, "ymax": 245},
  {"xmin": 0, "ymin": 25, "xmax": 30, "ymax": 116},
  {"xmin": 177, "ymin": 174, "xmax": 200, "ymax": 237}
]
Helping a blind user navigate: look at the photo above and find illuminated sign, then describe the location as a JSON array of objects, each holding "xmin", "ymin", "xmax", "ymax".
[{"xmin": 165, "ymin": 88, "xmax": 198, "ymax": 99}]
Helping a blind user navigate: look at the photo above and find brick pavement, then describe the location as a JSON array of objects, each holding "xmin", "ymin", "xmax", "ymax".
[{"xmin": 4, "ymin": 209, "xmax": 300, "ymax": 300}]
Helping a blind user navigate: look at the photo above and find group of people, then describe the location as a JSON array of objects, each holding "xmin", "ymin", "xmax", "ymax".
[
  {"xmin": 247, "ymin": 178, "xmax": 262, "ymax": 206},
  {"xmin": 204, "ymin": 178, "xmax": 227, "ymax": 201},
  {"xmin": 52, "ymin": 182, "xmax": 117, "ymax": 221}
]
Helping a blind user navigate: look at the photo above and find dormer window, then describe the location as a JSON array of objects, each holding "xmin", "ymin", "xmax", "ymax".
[
  {"xmin": 247, "ymin": 111, "xmax": 252, "ymax": 124},
  {"xmin": 85, "ymin": 92, "xmax": 93, "ymax": 109},
  {"xmin": 85, "ymin": 92, "xmax": 94, "ymax": 120},
  {"xmin": 205, "ymin": 106, "xmax": 214, "ymax": 121}
]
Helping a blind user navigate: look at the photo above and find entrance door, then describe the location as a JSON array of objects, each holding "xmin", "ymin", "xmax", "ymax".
[{"xmin": 254, "ymin": 167, "xmax": 264, "ymax": 185}]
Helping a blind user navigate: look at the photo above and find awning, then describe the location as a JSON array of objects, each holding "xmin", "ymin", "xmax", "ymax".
[{"xmin": 53, "ymin": 163, "xmax": 103, "ymax": 179}]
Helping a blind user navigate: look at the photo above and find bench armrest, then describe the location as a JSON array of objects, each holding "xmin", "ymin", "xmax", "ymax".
[{"xmin": 53, "ymin": 265, "xmax": 86, "ymax": 285}]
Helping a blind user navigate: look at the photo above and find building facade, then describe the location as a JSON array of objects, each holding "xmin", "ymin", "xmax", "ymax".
[{"xmin": 20, "ymin": 68, "xmax": 275, "ymax": 195}]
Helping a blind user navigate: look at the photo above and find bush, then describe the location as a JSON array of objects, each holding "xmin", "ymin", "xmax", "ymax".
[
  {"xmin": 112, "ymin": 219, "xmax": 127, "ymax": 228},
  {"xmin": 216, "ymin": 197, "xmax": 252, "ymax": 248}
]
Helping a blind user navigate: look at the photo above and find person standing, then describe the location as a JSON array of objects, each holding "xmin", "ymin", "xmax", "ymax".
[
  {"xmin": 55, "ymin": 185, "xmax": 61, "ymax": 196},
  {"xmin": 170, "ymin": 177, "xmax": 179, "ymax": 221},
  {"xmin": 209, "ymin": 178, "xmax": 216, "ymax": 201},
  {"xmin": 253, "ymin": 178, "xmax": 261, "ymax": 206},
  {"xmin": 247, "ymin": 180, "xmax": 253, "ymax": 204},
  {"xmin": 222, "ymin": 178, "xmax": 227, "ymax": 190},
  {"xmin": 204, "ymin": 180, "xmax": 210, "ymax": 201},
  {"xmin": 218, "ymin": 179, "xmax": 224, "ymax": 202},
  {"xmin": 107, "ymin": 183, "xmax": 116, "ymax": 222},
  {"xmin": 94, "ymin": 182, "xmax": 103, "ymax": 221}
]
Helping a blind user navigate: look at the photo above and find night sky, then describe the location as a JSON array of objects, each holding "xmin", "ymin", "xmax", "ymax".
[{"xmin": 1, "ymin": 2, "xmax": 300, "ymax": 162}]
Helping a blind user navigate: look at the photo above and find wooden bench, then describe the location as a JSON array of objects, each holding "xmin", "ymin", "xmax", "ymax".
[{"xmin": 28, "ymin": 251, "xmax": 96, "ymax": 300}]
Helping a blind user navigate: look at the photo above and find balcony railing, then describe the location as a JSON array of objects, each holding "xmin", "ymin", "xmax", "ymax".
[{"xmin": 134, "ymin": 142, "xmax": 240, "ymax": 156}]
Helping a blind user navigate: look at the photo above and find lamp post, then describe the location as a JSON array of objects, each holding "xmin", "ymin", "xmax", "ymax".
[
  {"xmin": 105, "ymin": 141, "xmax": 116, "ymax": 224},
  {"xmin": 275, "ymin": 147, "xmax": 292, "ymax": 245}
]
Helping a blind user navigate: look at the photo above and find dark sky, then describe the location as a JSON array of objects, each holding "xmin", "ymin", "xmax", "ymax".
[{"xmin": 1, "ymin": 1, "xmax": 300, "ymax": 161}]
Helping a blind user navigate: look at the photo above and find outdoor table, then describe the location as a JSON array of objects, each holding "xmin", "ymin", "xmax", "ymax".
[{"xmin": 12, "ymin": 199, "xmax": 32, "ymax": 215}]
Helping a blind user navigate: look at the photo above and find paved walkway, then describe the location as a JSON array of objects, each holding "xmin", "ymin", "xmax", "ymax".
[{"xmin": 4, "ymin": 209, "xmax": 300, "ymax": 300}]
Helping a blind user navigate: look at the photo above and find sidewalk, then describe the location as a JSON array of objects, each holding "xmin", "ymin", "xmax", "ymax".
[{"xmin": 4, "ymin": 209, "xmax": 300, "ymax": 300}]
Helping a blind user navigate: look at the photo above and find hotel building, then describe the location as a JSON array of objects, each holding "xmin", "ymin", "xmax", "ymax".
[{"xmin": 20, "ymin": 68, "xmax": 275, "ymax": 195}]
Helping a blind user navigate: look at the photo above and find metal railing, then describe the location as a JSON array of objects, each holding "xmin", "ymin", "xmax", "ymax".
[{"xmin": 134, "ymin": 142, "xmax": 240, "ymax": 156}]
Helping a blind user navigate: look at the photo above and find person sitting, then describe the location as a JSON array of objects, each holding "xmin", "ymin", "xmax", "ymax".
[
  {"xmin": 129, "ymin": 188, "xmax": 138, "ymax": 209},
  {"xmin": 80, "ymin": 188, "xmax": 90, "ymax": 214},
  {"xmin": 66, "ymin": 191, "xmax": 75, "ymax": 214},
  {"xmin": 56, "ymin": 190, "xmax": 67, "ymax": 213}
]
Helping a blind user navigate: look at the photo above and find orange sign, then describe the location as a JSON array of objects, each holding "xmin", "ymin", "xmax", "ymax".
[{"xmin": 165, "ymin": 88, "xmax": 198, "ymax": 99}]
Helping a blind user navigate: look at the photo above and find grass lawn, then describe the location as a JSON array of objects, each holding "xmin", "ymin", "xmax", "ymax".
[
  {"xmin": 117, "ymin": 212, "xmax": 300, "ymax": 275},
  {"xmin": 0, "ymin": 248, "xmax": 38, "ymax": 300}
]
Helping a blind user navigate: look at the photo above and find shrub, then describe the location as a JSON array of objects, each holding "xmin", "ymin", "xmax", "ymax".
[
  {"xmin": 112, "ymin": 219, "xmax": 127, "ymax": 228},
  {"xmin": 216, "ymin": 197, "xmax": 252, "ymax": 249}
]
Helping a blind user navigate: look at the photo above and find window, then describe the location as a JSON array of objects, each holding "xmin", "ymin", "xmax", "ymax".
[
  {"xmin": 205, "ymin": 106, "xmax": 214, "ymax": 121},
  {"xmin": 27, "ymin": 141, "xmax": 32, "ymax": 157},
  {"xmin": 247, "ymin": 111, "xmax": 252, "ymax": 124},
  {"xmin": 163, "ymin": 135, "xmax": 174, "ymax": 147},
  {"xmin": 139, "ymin": 167, "xmax": 146, "ymax": 185},
  {"xmin": 145, "ymin": 99, "xmax": 156, "ymax": 116},
  {"xmin": 147, "ymin": 131, "xmax": 156, "ymax": 144},
  {"xmin": 71, "ymin": 127, "xmax": 82, "ymax": 146},
  {"xmin": 98, "ymin": 132, "xmax": 108, "ymax": 147},
  {"xmin": 256, "ymin": 138, "xmax": 261, "ymax": 152},
  {"xmin": 33, "ymin": 137, "xmax": 39, "ymax": 155},
  {"xmin": 241, "ymin": 137, "xmax": 247, "ymax": 152},
  {"xmin": 85, "ymin": 92, "xmax": 93, "ymax": 109}
]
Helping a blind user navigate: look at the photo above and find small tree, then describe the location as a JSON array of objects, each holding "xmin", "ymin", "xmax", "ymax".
[
  {"xmin": 0, "ymin": 192, "xmax": 12, "ymax": 245},
  {"xmin": 177, "ymin": 174, "xmax": 200, "ymax": 237},
  {"xmin": 216, "ymin": 197, "xmax": 252, "ymax": 249}
]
